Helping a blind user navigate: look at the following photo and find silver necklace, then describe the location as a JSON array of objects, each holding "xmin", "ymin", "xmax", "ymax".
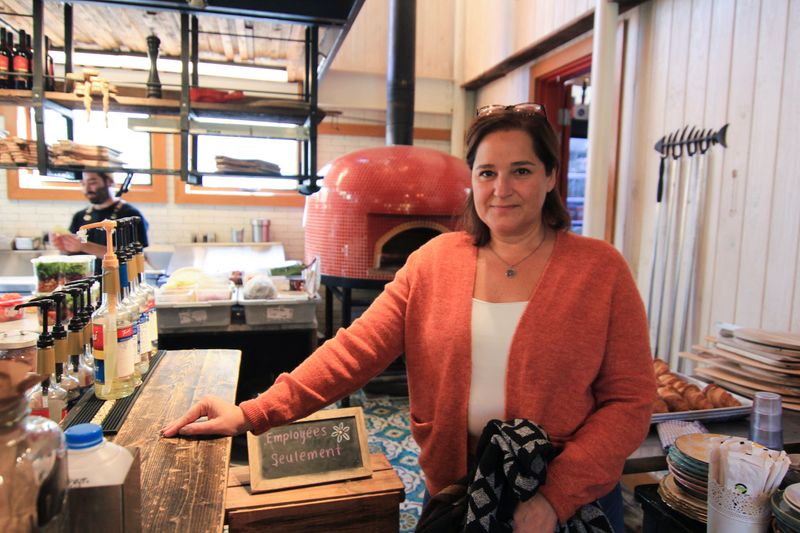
[{"xmin": 487, "ymin": 232, "xmax": 547, "ymax": 278}]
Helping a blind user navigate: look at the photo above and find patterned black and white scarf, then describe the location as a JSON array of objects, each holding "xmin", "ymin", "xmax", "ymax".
[{"xmin": 416, "ymin": 419, "xmax": 613, "ymax": 533}]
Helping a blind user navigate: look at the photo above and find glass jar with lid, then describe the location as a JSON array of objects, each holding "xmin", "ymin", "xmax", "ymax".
[
  {"xmin": 0, "ymin": 330, "xmax": 37, "ymax": 368},
  {"xmin": 0, "ymin": 359, "xmax": 69, "ymax": 532}
]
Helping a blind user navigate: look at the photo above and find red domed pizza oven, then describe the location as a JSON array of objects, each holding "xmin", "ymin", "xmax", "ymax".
[{"xmin": 304, "ymin": 145, "xmax": 471, "ymax": 281}]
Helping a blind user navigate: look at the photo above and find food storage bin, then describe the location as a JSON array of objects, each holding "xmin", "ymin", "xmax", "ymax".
[
  {"xmin": 0, "ymin": 294, "xmax": 25, "ymax": 322},
  {"xmin": 239, "ymin": 293, "xmax": 319, "ymax": 326},
  {"xmin": 156, "ymin": 298, "xmax": 235, "ymax": 329}
]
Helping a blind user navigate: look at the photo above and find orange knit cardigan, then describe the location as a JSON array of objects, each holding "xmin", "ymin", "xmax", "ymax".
[{"xmin": 240, "ymin": 230, "xmax": 656, "ymax": 522}]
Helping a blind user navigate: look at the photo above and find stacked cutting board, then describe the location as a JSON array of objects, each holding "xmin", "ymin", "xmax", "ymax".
[
  {"xmin": 681, "ymin": 328, "xmax": 800, "ymax": 411},
  {"xmin": 50, "ymin": 141, "xmax": 125, "ymax": 168},
  {"xmin": 215, "ymin": 156, "xmax": 280, "ymax": 175},
  {"xmin": 0, "ymin": 136, "xmax": 37, "ymax": 165}
]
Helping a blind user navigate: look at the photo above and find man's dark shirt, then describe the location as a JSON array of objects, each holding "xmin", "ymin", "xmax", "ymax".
[{"xmin": 69, "ymin": 201, "xmax": 149, "ymax": 273}]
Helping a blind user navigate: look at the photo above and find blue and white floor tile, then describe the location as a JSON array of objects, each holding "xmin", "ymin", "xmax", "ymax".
[{"xmin": 351, "ymin": 392, "xmax": 423, "ymax": 533}]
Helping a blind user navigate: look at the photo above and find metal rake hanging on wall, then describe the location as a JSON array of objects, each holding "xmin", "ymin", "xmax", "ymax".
[{"xmin": 647, "ymin": 124, "xmax": 728, "ymax": 371}]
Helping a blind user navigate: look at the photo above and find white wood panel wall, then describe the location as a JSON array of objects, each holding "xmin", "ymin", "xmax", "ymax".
[
  {"xmin": 329, "ymin": 0, "xmax": 454, "ymax": 80},
  {"xmin": 327, "ymin": 0, "xmax": 800, "ymax": 339},
  {"xmin": 464, "ymin": 0, "xmax": 593, "ymax": 81},
  {"xmin": 625, "ymin": 0, "xmax": 800, "ymax": 338}
]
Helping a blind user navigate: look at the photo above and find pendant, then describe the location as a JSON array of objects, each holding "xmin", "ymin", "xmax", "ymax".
[
  {"xmin": 506, "ymin": 268, "xmax": 515, "ymax": 278},
  {"xmin": 83, "ymin": 214, "xmax": 92, "ymax": 221}
]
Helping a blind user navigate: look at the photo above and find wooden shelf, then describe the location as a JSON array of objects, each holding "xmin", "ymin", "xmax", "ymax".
[{"xmin": 0, "ymin": 89, "xmax": 324, "ymax": 125}]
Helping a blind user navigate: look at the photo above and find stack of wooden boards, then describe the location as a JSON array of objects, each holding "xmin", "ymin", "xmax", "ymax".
[
  {"xmin": 681, "ymin": 328, "xmax": 800, "ymax": 411},
  {"xmin": 215, "ymin": 156, "xmax": 280, "ymax": 175},
  {"xmin": 0, "ymin": 136, "xmax": 37, "ymax": 165},
  {"xmin": 653, "ymin": 358, "xmax": 741, "ymax": 414},
  {"xmin": 50, "ymin": 141, "xmax": 124, "ymax": 168}
]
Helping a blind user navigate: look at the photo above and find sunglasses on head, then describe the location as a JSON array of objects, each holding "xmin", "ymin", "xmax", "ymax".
[{"xmin": 476, "ymin": 102, "xmax": 547, "ymax": 119}]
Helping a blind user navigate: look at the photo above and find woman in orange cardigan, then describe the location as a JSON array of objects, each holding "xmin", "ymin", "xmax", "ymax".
[{"xmin": 163, "ymin": 104, "xmax": 655, "ymax": 532}]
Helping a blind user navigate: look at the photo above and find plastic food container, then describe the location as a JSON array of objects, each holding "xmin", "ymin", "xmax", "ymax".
[
  {"xmin": 155, "ymin": 287, "xmax": 195, "ymax": 304},
  {"xmin": 0, "ymin": 294, "xmax": 25, "ymax": 322},
  {"xmin": 61, "ymin": 255, "xmax": 95, "ymax": 284},
  {"xmin": 196, "ymin": 285, "xmax": 233, "ymax": 302},
  {"xmin": 30, "ymin": 255, "xmax": 95, "ymax": 293},
  {"xmin": 32, "ymin": 291, "xmax": 74, "ymax": 327},
  {"xmin": 0, "ymin": 330, "xmax": 38, "ymax": 368},
  {"xmin": 31, "ymin": 256, "xmax": 64, "ymax": 293}
]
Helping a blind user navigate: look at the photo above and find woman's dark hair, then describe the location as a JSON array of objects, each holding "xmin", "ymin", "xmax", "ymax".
[{"xmin": 460, "ymin": 111, "xmax": 571, "ymax": 246}]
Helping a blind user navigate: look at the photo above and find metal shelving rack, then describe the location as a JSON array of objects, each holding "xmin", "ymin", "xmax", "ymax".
[{"xmin": 14, "ymin": 0, "xmax": 364, "ymax": 195}]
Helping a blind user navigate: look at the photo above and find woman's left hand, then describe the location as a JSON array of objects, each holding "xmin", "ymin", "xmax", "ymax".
[{"xmin": 513, "ymin": 493, "xmax": 558, "ymax": 532}]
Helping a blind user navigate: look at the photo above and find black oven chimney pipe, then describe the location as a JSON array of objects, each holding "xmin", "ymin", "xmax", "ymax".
[{"xmin": 386, "ymin": 0, "xmax": 416, "ymax": 146}]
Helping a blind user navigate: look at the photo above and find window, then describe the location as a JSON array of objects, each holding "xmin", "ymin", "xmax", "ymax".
[
  {"xmin": 5, "ymin": 106, "xmax": 167, "ymax": 203},
  {"xmin": 19, "ymin": 108, "xmax": 153, "ymax": 187},
  {"xmin": 173, "ymin": 123, "xmax": 306, "ymax": 207},
  {"xmin": 196, "ymin": 134, "xmax": 298, "ymax": 191}
]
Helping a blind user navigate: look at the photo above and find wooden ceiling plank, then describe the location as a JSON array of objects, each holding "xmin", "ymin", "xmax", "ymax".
[
  {"xmin": 74, "ymin": 5, "xmax": 119, "ymax": 51},
  {"xmin": 119, "ymin": 9, "xmax": 149, "ymax": 55},
  {"xmin": 216, "ymin": 17, "xmax": 234, "ymax": 61},
  {"xmin": 234, "ymin": 18, "xmax": 249, "ymax": 62}
]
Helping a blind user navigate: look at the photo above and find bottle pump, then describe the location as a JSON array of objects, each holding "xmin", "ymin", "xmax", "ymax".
[
  {"xmin": 59, "ymin": 286, "xmax": 94, "ymax": 392},
  {"xmin": 14, "ymin": 299, "xmax": 67, "ymax": 422},
  {"xmin": 79, "ymin": 220, "xmax": 135, "ymax": 400},
  {"xmin": 32, "ymin": 293, "xmax": 80, "ymax": 406}
]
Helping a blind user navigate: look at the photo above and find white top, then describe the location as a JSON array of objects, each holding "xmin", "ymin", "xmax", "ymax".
[{"xmin": 468, "ymin": 298, "xmax": 527, "ymax": 437}]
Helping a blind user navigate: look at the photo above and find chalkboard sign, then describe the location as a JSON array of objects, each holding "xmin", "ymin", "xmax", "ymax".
[{"xmin": 247, "ymin": 407, "xmax": 372, "ymax": 493}]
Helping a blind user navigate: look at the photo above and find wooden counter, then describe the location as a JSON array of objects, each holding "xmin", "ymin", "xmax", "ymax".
[{"xmin": 112, "ymin": 349, "xmax": 241, "ymax": 532}]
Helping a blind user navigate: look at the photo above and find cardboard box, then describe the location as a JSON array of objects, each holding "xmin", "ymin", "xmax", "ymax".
[{"xmin": 67, "ymin": 447, "xmax": 141, "ymax": 533}]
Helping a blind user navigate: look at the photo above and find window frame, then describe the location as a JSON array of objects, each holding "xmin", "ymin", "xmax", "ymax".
[
  {"xmin": 170, "ymin": 135, "xmax": 305, "ymax": 207},
  {"xmin": 3, "ymin": 105, "xmax": 168, "ymax": 203}
]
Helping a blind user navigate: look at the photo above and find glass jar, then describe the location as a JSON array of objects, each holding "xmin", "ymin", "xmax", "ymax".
[
  {"xmin": 0, "ymin": 331, "xmax": 38, "ymax": 368},
  {"xmin": 0, "ymin": 362, "xmax": 68, "ymax": 532}
]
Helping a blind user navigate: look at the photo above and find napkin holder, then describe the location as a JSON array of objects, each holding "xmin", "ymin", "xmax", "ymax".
[{"xmin": 707, "ymin": 478, "xmax": 771, "ymax": 533}]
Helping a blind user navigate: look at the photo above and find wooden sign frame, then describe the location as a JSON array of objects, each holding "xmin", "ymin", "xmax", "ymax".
[{"xmin": 246, "ymin": 407, "xmax": 372, "ymax": 493}]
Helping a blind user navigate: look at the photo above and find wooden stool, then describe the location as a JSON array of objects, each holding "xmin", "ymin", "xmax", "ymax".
[{"xmin": 226, "ymin": 453, "xmax": 406, "ymax": 532}]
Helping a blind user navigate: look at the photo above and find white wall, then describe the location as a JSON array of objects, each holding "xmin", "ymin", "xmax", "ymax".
[{"xmin": 464, "ymin": 0, "xmax": 800, "ymax": 337}]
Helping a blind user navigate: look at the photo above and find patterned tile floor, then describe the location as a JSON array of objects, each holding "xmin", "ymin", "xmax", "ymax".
[{"xmin": 350, "ymin": 390, "xmax": 423, "ymax": 533}]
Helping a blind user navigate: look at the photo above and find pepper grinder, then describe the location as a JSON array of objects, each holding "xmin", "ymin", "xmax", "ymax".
[{"xmin": 146, "ymin": 33, "xmax": 162, "ymax": 98}]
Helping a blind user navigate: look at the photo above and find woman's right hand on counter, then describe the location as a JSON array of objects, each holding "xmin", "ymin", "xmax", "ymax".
[{"xmin": 161, "ymin": 395, "xmax": 253, "ymax": 437}]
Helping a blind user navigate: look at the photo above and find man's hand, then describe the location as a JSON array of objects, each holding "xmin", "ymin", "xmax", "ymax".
[
  {"xmin": 51, "ymin": 233, "xmax": 84, "ymax": 253},
  {"xmin": 513, "ymin": 493, "xmax": 558, "ymax": 532},
  {"xmin": 161, "ymin": 396, "xmax": 253, "ymax": 437}
]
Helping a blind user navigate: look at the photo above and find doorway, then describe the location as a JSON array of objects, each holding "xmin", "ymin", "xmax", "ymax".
[{"xmin": 533, "ymin": 53, "xmax": 592, "ymax": 234}]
